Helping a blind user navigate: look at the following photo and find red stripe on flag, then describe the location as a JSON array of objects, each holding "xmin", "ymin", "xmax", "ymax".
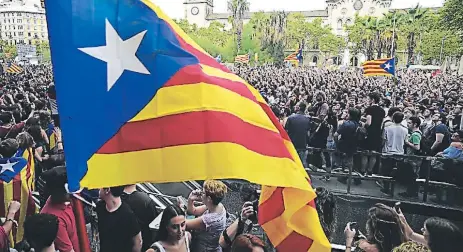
[
  {"xmin": 364, "ymin": 70, "xmax": 389, "ymax": 74},
  {"xmin": 307, "ymin": 198, "xmax": 316, "ymax": 209},
  {"xmin": 258, "ymin": 102, "xmax": 291, "ymax": 142},
  {"xmin": 27, "ymin": 193, "xmax": 36, "ymax": 216},
  {"xmin": 13, "ymin": 176, "xmax": 22, "ymax": 219},
  {"xmin": 362, "ymin": 65, "xmax": 383, "ymax": 70},
  {"xmin": 163, "ymin": 65, "xmax": 257, "ymax": 102},
  {"xmin": 97, "ymin": 111, "xmax": 294, "ymax": 160},
  {"xmin": 12, "ymin": 177, "xmax": 22, "ymax": 243},
  {"xmin": 25, "ymin": 150, "xmax": 32, "ymax": 187},
  {"xmin": 258, "ymin": 187, "xmax": 284, "ymax": 225},
  {"xmin": 362, "ymin": 62, "xmax": 385, "ymax": 67},
  {"xmin": 276, "ymin": 231, "xmax": 314, "ymax": 252}
]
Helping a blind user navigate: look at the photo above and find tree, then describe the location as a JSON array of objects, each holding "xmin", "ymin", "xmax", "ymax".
[
  {"xmin": 227, "ymin": 0, "xmax": 250, "ymax": 53},
  {"xmin": 400, "ymin": 4, "xmax": 428, "ymax": 64},
  {"xmin": 441, "ymin": 0, "xmax": 463, "ymax": 35},
  {"xmin": 261, "ymin": 11, "xmax": 288, "ymax": 62}
]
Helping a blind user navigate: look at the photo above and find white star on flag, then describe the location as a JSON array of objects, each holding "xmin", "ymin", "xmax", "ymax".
[
  {"xmin": 384, "ymin": 63, "xmax": 391, "ymax": 70},
  {"xmin": 79, "ymin": 19, "xmax": 151, "ymax": 91},
  {"xmin": 0, "ymin": 160, "xmax": 18, "ymax": 175}
]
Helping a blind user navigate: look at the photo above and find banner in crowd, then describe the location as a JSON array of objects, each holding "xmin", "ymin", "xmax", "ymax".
[
  {"xmin": 362, "ymin": 58, "xmax": 396, "ymax": 77},
  {"xmin": 16, "ymin": 45, "xmax": 37, "ymax": 61},
  {"xmin": 45, "ymin": 0, "xmax": 331, "ymax": 251}
]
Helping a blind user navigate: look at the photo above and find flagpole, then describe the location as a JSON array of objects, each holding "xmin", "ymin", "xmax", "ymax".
[{"xmin": 391, "ymin": 12, "xmax": 396, "ymax": 57}]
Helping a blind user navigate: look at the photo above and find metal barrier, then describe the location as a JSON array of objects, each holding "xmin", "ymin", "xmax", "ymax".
[{"xmin": 304, "ymin": 146, "xmax": 463, "ymax": 205}]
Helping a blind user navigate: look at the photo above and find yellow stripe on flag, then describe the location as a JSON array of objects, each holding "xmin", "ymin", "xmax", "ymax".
[
  {"xmin": 17, "ymin": 168, "xmax": 29, "ymax": 242},
  {"xmin": 129, "ymin": 83, "xmax": 279, "ymax": 133},
  {"xmin": 84, "ymin": 142, "xmax": 308, "ymax": 190},
  {"xmin": 200, "ymin": 64, "xmax": 247, "ymax": 84},
  {"xmin": 260, "ymin": 215, "xmax": 294, "ymax": 246},
  {"xmin": 4, "ymin": 182, "xmax": 14, "ymax": 246}
]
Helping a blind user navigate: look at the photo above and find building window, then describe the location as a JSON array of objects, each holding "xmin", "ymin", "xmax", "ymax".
[
  {"xmin": 337, "ymin": 19, "xmax": 343, "ymax": 30},
  {"xmin": 19, "ymin": 32, "xmax": 23, "ymax": 36},
  {"xmin": 17, "ymin": 13, "xmax": 21, "ymax": 17},
  {"xmin": 19, "ymin": 25, "xmax": 23, "ymax": 29},
  {"xmin": 14, "ymin": 32, "xmax": 16, "ymax": 36},
  {"xmin": 17, "ymin": 19, "xmax": 21, "ymax": 23},
  {"xmin": 28, "ymin": 32, "xmax": 31, "ymax": 36},
  {"xmin": 34, "ymin": 19, "xmax": 37, "ymax": 24},
  {"xmin": 34, "ymin": 26, "xmax": 37, "ymax": 30}
]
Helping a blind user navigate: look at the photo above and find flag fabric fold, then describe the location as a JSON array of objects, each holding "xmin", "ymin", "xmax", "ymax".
[
  {"xmin": 362, "ymin": 58, "xmax": 396, "ymax": 76},
  {"xmin": 45, "ymin": 0, "xmax": 330, "ymax": 251},
  {"xmin": 0, "ymin": 155, "xmax": 37, "ymax": 247}
]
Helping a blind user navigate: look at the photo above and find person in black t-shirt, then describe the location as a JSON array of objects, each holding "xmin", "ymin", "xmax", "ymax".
[
  {"xmin": 285, "ymin": 102, "xmax": 311, "ymax": 167},
  {"xmin": 96, "ymin": 186, "xmax": 142, "ymax": 252},
  {"xmin": 362, "ymin": 92, "xmax": 386, "ymax": 175},
  {"xmin": 122, "ymin": 184, "xmax": 159, "ymax": 252}
]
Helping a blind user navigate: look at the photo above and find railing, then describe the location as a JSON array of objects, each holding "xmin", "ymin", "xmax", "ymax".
[{"xmin": 304, "ymin": 146, "xmax": 463, "ymax": 205}]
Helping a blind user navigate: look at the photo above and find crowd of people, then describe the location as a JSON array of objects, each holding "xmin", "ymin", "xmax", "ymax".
[
  {"xmin": 234, "ymin": 65, "xmax": 463, "ymax": 200},
  {"xmin": 0, "ymin": 64, "xmax": 462, "ymax": 252}
]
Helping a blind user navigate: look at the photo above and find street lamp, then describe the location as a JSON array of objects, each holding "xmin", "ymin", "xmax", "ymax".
[{"xmin": 439, "ymin": 36, "xmax": 446, "ymax": 64}]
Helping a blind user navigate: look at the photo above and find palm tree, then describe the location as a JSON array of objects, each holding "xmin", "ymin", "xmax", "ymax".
[
  {"xmin": 262, "ymin": 11, "xmax": 288, "ymax": 61},
  {"xmin": 381, "ymin": 11, "xmax": 403, "ymax": 58},
  {"xmin": 360, "ymin": 17, "xmax": 377, "ymax": 60},
  {"xmin": 402, "ymin": 4, "xmax": 427, "ymax": 65},
  {"xmin": 249, "ymin": 11, "xmax": 269, "ymax": 41},
  {"xmin": 227, "ymin": 0, "xmax": 250, "ymax": 53}
]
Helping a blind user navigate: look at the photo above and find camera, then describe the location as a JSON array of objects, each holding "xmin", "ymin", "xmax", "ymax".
[{"xmin": 240, "ymin": 185, "xmax": 260, "ymax": 224}]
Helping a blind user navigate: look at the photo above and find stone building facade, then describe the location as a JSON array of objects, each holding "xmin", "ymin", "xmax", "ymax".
[
  {"xmin": 183, "ymin": 0, "xmax": 425, "ymax": 66},
  {"xmin": 0, "ymin": 0, "xmax": 47, "ymax": 45}
]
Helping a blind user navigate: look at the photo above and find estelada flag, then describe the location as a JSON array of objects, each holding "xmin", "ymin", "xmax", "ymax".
[
  {"xmin": 16, "ymin": 148, "xmax": 35, "ymax": 192},
  {"xmin": 45, "ymin": 0, "xmax": 330, "ymax": 251},
  {"xmin": 284, "ymin": 51, "xmax": 299, "ymax": 62},
  {"xmin": 0, "ymin": 156, "xmax": 37, "ymax": 246},
  {"xmin": 362, "ymin": 58, "xmax": 396, "ymax": 77}
]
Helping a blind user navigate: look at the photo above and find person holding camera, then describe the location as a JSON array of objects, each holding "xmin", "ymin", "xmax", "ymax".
[
  {"xmin": 186, "ymin": 180, "xmax": 228, "ymax": 252},
  {"xmin": 344, "ymin": 203, "xmax": 405, "ymax": 252},
  {"xmin": 394, "ymin": 207, "xmax": 463, "ymax": 252},
  {"xmin": 219, "ymin": 202, "xmax": 254, "ymax": 251}
]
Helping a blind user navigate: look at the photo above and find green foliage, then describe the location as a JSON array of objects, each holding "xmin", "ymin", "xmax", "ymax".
[
  {"xmin": 172, "ymin": 6, "xmax": 461, "ymax": 65},
  {"xmin": 346, "ymin": 5, "xmax": 462, "ymax": 65},
  {"xmin": 441, "ymin": 0, "xmax": 463, "ymax": 34}
]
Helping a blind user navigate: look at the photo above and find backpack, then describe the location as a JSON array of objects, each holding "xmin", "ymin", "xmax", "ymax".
[
  {"xmin": 355, "ymin": 124, "xmax": 368, "ymax": 143},
  {"xmin": 420, "ymin": 126, "xmax": 435, "ymax": 155}
]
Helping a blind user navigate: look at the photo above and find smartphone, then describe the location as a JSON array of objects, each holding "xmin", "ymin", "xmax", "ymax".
[
  {"xmin": 394, "ymin": 202, "xmax": 401, "ymax": 213},
  {"xmin": 349, "ymin": 222, "xmax": 357, "ymax": 230}
]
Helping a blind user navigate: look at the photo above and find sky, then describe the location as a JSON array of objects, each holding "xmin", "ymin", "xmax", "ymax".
[{"xmin": 152, "ymin": 0, "xmax": 445, "ymax": 19}]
